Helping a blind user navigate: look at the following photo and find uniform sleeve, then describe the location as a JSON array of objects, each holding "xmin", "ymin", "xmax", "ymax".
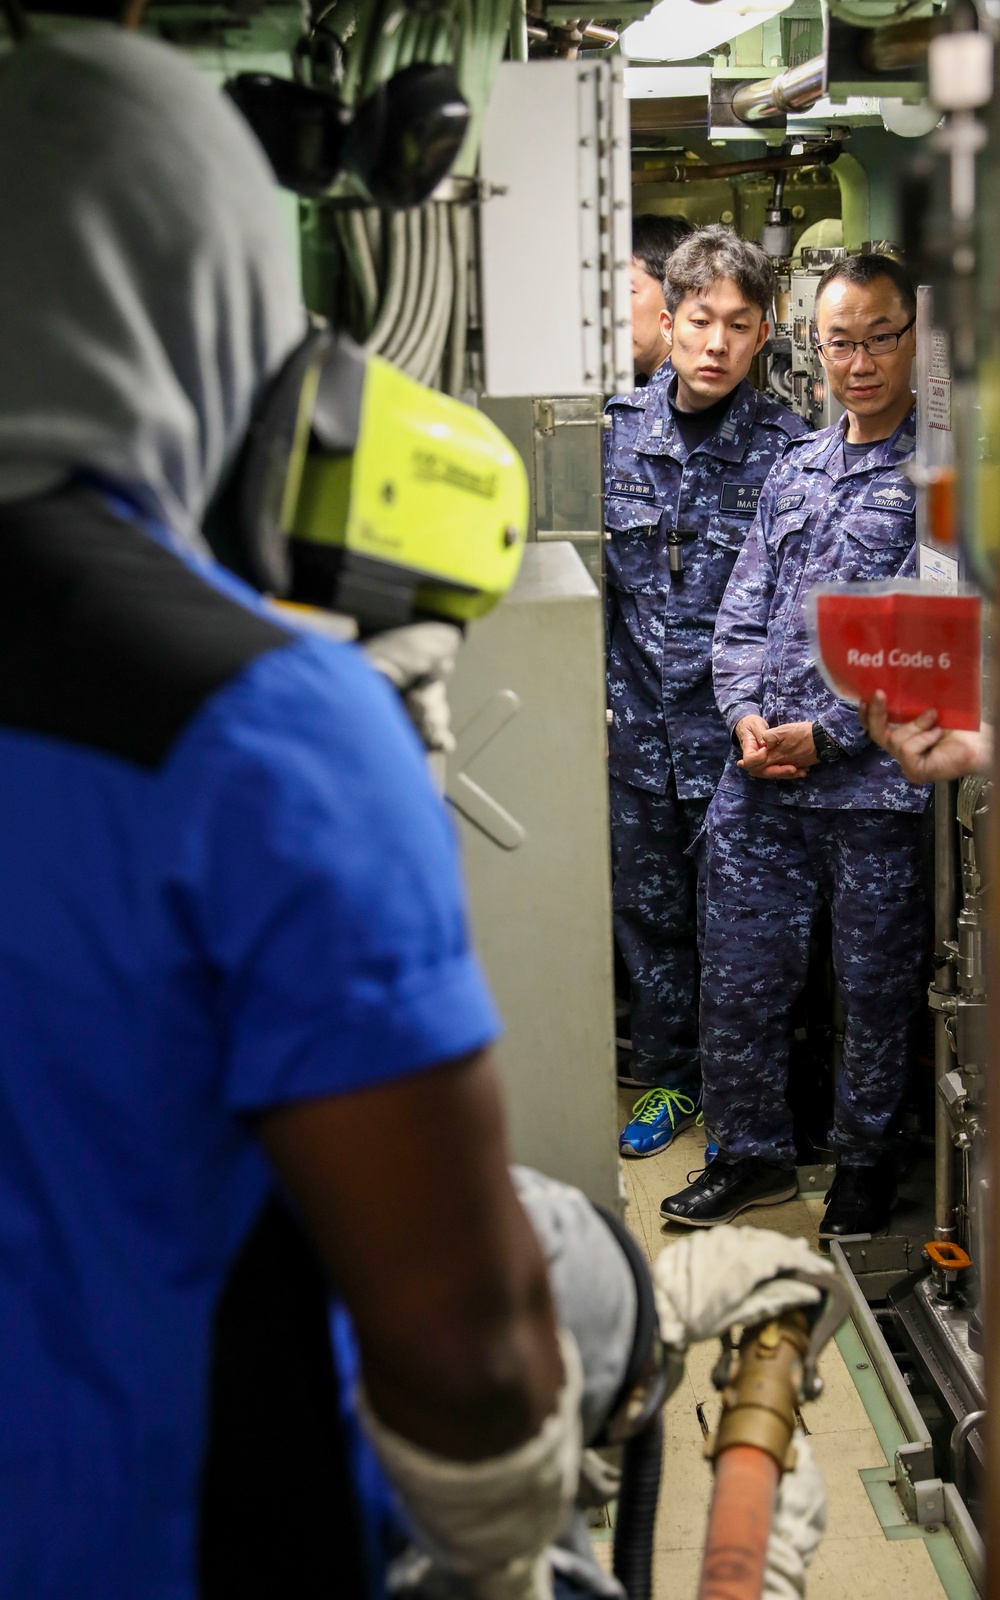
[
  {"xmin": 814, "ymin": 697, "xmax": 871, "ymax": 753},
  {"xmin": 602, "ymin": 405, "xmax": 620, "ymax": 655},
  {"xmin": 712, "ymin": 474, "xmax": 778, "ymax": 733},
  {"xmin": 180, "ymin": 638, "xmax": 501, "ymax": 1111}
]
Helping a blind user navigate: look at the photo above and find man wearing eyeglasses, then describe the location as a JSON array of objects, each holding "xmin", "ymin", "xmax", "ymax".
[{"xmin": 660, "ymin": 254, "xmax": 929, "ymax": 1240}]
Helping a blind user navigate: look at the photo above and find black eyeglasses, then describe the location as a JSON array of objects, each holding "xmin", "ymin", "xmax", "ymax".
[{"xmin": 813, "ymin": 316, "xmax": 916, "ymax": 363}]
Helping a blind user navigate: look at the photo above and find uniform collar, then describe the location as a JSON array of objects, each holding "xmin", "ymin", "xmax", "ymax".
[
  {"xmin": 646, "ymin": 356, "xmax": 674, "ymax": 389},
  {"xmin": 804, "ymin": 404, "xmax": 916, "ymax": 479},
  {"xmin": 605, "ymin": 357, "xmax": 675, "ymax": 410},
  {"xmin": 637, "ymin": 374, "xmax": 758, "ymax": 462}
]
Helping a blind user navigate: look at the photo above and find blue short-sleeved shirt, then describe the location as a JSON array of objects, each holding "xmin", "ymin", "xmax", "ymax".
[{"xmin": 0, "ymin": 488, "xmax": 499, "ymax": 1597}]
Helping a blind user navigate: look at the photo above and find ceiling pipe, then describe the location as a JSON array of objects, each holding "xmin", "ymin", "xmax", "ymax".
[
  {"xmin": 632, "ymin": 139, "xmax": 843, "ymax": 185},
  {"xmin": 525, "ymin": 14, "xmax": 619, "ymax": 52},
  {"xmin": 731, "ymin": 52, "xmax": 826, "ymax": 122}
]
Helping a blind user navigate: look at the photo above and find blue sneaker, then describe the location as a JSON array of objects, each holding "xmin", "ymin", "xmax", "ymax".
[
  {"xmin": 619, "ymin": 1088, "xmax": 700, "ymax": 1158},
  {"xmin": 696, "ymin": 1112, "xmax": 719, "ymax": 1163}
]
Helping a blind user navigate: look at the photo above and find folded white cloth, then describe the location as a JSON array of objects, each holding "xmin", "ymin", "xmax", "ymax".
[
  {"xmin": 764, "ymin": 1431, "xmax": 828, "ymax": 1598},
  {"xmin": 652, "ymin": 1225, "xmax": 834, "ymax": 1352}
]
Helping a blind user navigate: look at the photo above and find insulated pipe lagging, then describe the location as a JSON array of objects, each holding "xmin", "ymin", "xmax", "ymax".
[
  {"xmin": 731, "ymin": 53, "xmax": 826, "ymax": 123},
  {"xmin": 697, "ymin": 1445, "xmax": 780, "ymax": 1600}
]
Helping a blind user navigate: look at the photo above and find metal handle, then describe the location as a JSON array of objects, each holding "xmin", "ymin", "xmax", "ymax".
[{"xmin": 949, "ymin": 1409, "xmax": 986, "ymax": 1504}]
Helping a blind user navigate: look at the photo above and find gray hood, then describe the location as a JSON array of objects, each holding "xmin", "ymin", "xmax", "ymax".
[{"xmin": 0, "ymin": 28, "xmax": 306, "ymax": 543}]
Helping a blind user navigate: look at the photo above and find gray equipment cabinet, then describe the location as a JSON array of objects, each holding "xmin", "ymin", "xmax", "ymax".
[{"xmin": 444, "ymin": 542, "xmax": 619, "ymax": 1210}]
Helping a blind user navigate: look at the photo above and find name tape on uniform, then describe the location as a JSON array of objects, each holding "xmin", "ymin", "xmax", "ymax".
[
  {"xmin": 718, "ymin": 483, "xmax": 761, "ymax": 517},
  {"xmin": 610, "ymin": 478, "xmax": 656, "ymax": 501},
  {"xmin": 807, "ymin": 583, "xmax": 981, "ymax": 730},
  {"xmin": 775, "ymin": 493, "xmax": 805, "ymax": 515}
]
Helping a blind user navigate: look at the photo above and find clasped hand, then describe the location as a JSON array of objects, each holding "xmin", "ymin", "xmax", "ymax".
[{"xmin": 735, "ymin": 715, "xmax": 817, "ymax": 780}]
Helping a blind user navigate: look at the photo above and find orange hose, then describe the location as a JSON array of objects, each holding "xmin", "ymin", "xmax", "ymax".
[{"xmin": 696, "ymin": 1444, "xmax": 780, "ymax": 1600}]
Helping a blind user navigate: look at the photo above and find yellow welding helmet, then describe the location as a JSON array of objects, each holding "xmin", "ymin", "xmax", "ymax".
[{"xmin": 206, "ymin": 325, "xmax": 527, "ymax": 633}]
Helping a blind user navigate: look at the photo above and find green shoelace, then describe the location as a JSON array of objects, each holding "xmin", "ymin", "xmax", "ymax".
[{"xmin": 629, "ymin": 1088, "xmax": 697, "ymax": 1127}]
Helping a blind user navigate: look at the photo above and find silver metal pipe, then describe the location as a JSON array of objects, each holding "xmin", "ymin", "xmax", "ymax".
[
  {"xmin": 934, "ymin": 781, "xmax": 958, "ymax": 1242},
  {"xmin": 949, "ymin": 1409, "xmax": 986, "ymax": 1505},
  {"xmin": 509, "ymin": 0, "xmax": 529, "ymax": 63},
  {"xmin": 731, "ymin": 54, "xmax": 826, "ymax": 124}
]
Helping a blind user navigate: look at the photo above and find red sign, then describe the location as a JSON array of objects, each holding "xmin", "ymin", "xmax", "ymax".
[{"xmin": 812, "ymin": 587, "xmax": 981, "ymax": 731}]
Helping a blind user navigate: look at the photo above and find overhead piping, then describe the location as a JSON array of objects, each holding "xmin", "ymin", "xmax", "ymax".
[
  {"xmin": 731, "ymin": 52, "xmax": 826, "ymax": 122},
  {"xmin": 525, "ymin": 14, "xmax": 619, "ymax": 52},
  {"xmin": 632, "ymin": 139, "xmax": 842, "ymax": 185}
]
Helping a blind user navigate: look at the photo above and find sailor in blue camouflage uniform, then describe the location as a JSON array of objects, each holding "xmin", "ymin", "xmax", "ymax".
[
  {"xmin": 629, "ymin": 213, "xmax": 693, "ymax": 387},
  {"xmin": 660, "ymin": 253, "xmax": 929, "ymax": 1238},
  {"xmin": 607, "ymin": 226, "xmax": 807, "ymax": 1158}
]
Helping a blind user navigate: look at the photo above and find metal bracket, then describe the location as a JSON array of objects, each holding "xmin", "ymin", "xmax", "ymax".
[
  {"xmin": 446, "ymin": 691, "xmax": 527, "ymax": 850},
  {"xmin": 533, "ymin": 399, "xmax": 611, "ymax": 438},
  {"xmin": 938, "ymin": 1068, "xmax": 968, "ymax": 1114},
  {"xmin": 895, "ymin": 1442, "xmax": 946, "ymax": 1526}
]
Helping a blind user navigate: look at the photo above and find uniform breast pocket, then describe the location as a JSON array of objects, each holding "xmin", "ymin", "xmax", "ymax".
[
  {"xmin": 701, "ymin": 514, "xmax": 751, "ymax": 611},
  {"xmin": 605, "ymin": 495, "xmax": 661, "ymax": 595},
  {"xmin": 843, "ymin": 511, "xmax": 914, "ymax": 579},
  {"xmin": 770, "ymin": 511, "xmax": 810, "ymax": 573}
]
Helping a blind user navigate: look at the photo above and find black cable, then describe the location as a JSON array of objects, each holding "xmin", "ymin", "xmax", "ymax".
[{"xmin": 613, "ymin": 1413, "xmax": 664, "ymax": 1600}]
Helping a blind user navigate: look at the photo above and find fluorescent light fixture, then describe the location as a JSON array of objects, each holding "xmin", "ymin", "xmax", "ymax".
[
  {"xmin": 622, "ymin": 0, "xmax": 793, "ymax": 64},
  {"xmin": 623, "ymin": 65, "xmax": 712, "ymax": 98}
]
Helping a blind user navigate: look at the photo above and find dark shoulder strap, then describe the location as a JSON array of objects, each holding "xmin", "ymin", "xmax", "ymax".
[
  {"xmin": 198, "ymin": 1196, "xmax": 370, "ymax": 1600},
  {"xmin": 0, "ymin": 489, "xmax": 292, "ymax": 768}
]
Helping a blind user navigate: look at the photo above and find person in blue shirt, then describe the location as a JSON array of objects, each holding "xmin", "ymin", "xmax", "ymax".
[
  {"xmin": 630, "ymin": 213, "xmax": 693, "ymax": 387},
  {"xmin": 660, "ymin": 254, "xmax": 929, "ymax": 1238},
  {"xmin": 606, "ymin": 227, "xmax": 806, "ymax": 1158},
  {"xmin": 0, "ymin": 29, "xmax": 582, "ymax": 1600}
]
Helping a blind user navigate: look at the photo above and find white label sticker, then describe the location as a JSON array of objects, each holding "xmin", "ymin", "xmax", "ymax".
[
  {"xmin": 918, "ymin": 543, "xmax": 960, "ymax": 587},
  {"xmin": 930, "ymin": 328, "xmax": 951, "ymax": 380},
  {"xmin": 927, "ymin": 375, "xmax": 952, "ymax": 431}
]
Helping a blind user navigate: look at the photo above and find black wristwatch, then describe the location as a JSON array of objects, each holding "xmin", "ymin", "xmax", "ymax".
[{"xmin": 812, "ymin": 722, "xmax": 843, "ymax": 764}]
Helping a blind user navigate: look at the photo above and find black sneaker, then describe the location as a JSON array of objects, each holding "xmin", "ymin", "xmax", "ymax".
[
  {"xmin": 819, "ymin": 1163, "xmax": 896, "ymax": 1240},
  {"xmin": 659, "ymin": 1157, "xmax": 798, "ymax": 1227}
]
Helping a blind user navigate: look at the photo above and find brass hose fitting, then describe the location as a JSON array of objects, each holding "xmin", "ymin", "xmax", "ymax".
[{"xmin": 706, "ymin": 1309, "xmax": 811, "ymax": 1473}]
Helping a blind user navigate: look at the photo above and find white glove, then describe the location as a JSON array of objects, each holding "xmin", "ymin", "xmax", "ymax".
[
  {"xmin": 764, "ymin": 1432, "xmax": 827, "ymax": 1599},
  {"xmin": 363, "ymin": 622, "xmax": 463, "ymax": 753},
  {"xmin": 357, "ymin": 1329, "xmax": 583, "ymax": 1600},
  {"xmin": 651, "ymin": 1226, "xmax": 834, "ymax": 1352}
]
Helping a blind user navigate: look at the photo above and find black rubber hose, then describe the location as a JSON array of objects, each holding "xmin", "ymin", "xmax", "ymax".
[{"xmin": 612, "ymin": 1411, "xmax": 663, "ymax": 1600}]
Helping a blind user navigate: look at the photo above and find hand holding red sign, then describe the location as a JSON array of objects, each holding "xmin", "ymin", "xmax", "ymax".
[
  {"xmin": 808, "ymin": 584, "xmax": 981, "ymax": 732},
  {"xmin": 859, "ymin": 692, "xmax": 992, "ymax": 782}
]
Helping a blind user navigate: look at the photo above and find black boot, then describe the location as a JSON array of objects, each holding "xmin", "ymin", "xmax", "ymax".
[
  {"xmin": 819, "ymin": 1162, "xmax": 896, "ymax": 1240},
  {"xmin": 659, "ymin": 1157, "xmax": 798, "ymax": 1227}
]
